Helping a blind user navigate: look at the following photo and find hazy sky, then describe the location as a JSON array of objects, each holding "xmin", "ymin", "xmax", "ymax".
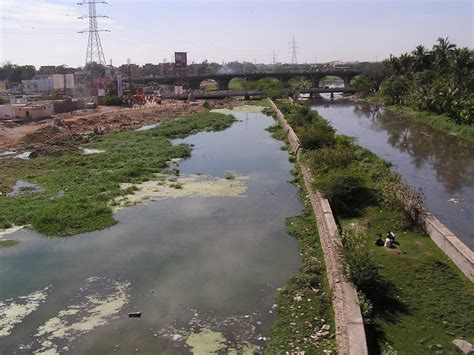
[{"xmin": 1, "ymin": 0, "xmax": 473, "ymax": 68}]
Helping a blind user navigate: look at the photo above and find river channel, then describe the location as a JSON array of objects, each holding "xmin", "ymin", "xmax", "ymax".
[
  {"xmin": 311, "ymin": 99, "xmax": 474, "ymax": 250},
  {"xmin": 0, "ymin": 108, "xmax": 302, "ymax": 353}
]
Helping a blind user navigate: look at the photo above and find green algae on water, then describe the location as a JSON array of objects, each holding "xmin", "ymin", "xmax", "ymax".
[{"xmin": 185, "ymin": 328, "xmax": 227, "ymax": 354}]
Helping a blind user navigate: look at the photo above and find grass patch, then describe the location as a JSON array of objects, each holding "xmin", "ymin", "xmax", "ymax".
[
  {"xmin": 340, "ymin": 208, "xmax": 474, "ymax": 354},
  {"xmin": 0, "ymin": 112, "xmax": 235, "ymax": 236},
  {"xmin": 264, "ymin": 108, "xmax": 335, "ymax": 353},
  {"xmin": 266, "ymin": 172, "xmax": 336, "ymax": 354},
  {"xmin": 0, "ymin": 240, "xmax": 20, "ymax": 248}
]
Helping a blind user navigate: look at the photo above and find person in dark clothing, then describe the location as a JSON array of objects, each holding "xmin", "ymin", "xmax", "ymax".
[{"xmin": 374, "ymin": 233, "xmax": 384, "ymax": 246}]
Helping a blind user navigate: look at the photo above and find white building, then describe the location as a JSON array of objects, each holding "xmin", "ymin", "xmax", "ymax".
[
  {"xmin": 22, "ymin": 76, "xmax": 53, "ymax": 94},
  {"xmin": 21, "ymin": 74, "xmax": 75, "ymax": 94},
  {"xmin": 0, "ymin": 104, "xmax": 13, "ymax": 119},
  {"xmin": 12, "ymin": 102, "xmax": 54, "ymax": 120},
  {"xmin": 52, "ymin": 74, "xmax": 75, "ymax": 90}
]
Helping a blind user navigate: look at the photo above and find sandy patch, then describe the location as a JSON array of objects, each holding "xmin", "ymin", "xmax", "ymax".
[
  {"xmin": 28, "ymin": 277, "xmax": 130, "ymax": 354},
  {"xmin": 114, "ymin": 174, "xmax": 247, "ymax": 210},
  {"xmin": 0, "ymin": 286, "xmax": 51, "ymax": 338}
]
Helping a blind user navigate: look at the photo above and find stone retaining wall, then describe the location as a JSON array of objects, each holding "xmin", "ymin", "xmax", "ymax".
[
  {"xmin": 422, "ymin": 213, "xmax": 473, "ymax": 281},
  {"xmin": 268, "ymin": 99, "xmax": 368, "ymax": 355}
]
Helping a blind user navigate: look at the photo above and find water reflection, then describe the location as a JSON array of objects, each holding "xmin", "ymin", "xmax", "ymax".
[
  {"xmin": 311, "ymin": 101, "xmax": 474, "ymax": 249},
  {"xmin": 351, "ymin": 103, "xmax": 474, "ymax": 193}
]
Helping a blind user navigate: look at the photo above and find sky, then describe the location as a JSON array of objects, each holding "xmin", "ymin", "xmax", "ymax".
[{"xmin": 0, "ymin": 0, "xmax": 473, "ymax": 68}]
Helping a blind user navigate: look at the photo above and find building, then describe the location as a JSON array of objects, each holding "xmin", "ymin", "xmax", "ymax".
[
  {"xmin": 52, "ymin": 74, "xmax": 75, "ymax": 90},
  {"xmin": 0, "ymin": 81, "xmax": 9, "ymax": 93},
  {"xmin": 0, "ymin": 104, "xmax": 13, "ymax": 119},
  {"xmin": 12, "ymin": 102, "xmax": 54, "ymax": 120},
  {"xmin": 22, "ymin": 76, "xmax": 54, "ymax": 94},
  {"xmin": 21, "ymin": 74, "xmax": 75, "ymax": 94}
]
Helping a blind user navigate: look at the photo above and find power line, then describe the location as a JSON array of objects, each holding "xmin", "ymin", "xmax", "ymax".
[
  {"xmin": 289, "ymin": 34, "xmax": 299, "ymax": 64},
  {"xmin": 77, "ymin": 1, "xmax": 110, "ymax": 66}
]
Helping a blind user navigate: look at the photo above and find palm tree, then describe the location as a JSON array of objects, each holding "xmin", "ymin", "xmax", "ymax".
[
  {"xmin": 432, "ymin": 37, "xmax": 456, "ymax": 73},
  {"xmin": 412, "ymin": 45, "xmax": 432, "ymax": 71},
  {"xmin": 386, "ymin": 55, "xmax": 402, "ymax": 75},
  {"xmin": 399, "ymin": 53, "xmax": 413, "ymax": 74},
  {"xmin": 450, "ymin": 47, "xmax": 473, "ymax": 96}
]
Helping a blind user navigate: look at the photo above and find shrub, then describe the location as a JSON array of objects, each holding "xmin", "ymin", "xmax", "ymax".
[
  {"xmin": 202, "ymin": 100, "xmax": 211, "ymax": 109},
  {"xmin": 306, "ymin": 146, "xmax": 358, "ymax": 173},
  {"xmin": 104, "ymin": 95, "xmax": 121, "ymax": 106},
  {"xmin": 298, "ymin": 122, "xmax": 336, "ymax": 150},
  {"xmin": 341, "ymin": 228, "xmax": 383, "ymax": 296},
  {"xmin": 318, "ymin": 169, "xmax": 375, "ymax": 216}
]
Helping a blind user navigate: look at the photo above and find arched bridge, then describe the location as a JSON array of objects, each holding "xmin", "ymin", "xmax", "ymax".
[{"xmin": 127, "ymin": 69, "xmax": 361, "ymax": 90}]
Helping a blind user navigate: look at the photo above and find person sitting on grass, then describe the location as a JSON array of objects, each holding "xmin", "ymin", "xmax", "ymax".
[
  {"xmin": 384, "ymin": 236, "xmax": 393, "ymax": 248},
  {"xmin": 374, "ymin": 234, "xmax": 384, "ymax": 246},
  {"xmin": 387, "ymin": 230, "xmax": 396, "ymax": 243}
]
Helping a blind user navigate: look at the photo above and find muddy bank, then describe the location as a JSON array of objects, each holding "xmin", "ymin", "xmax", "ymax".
[{"xmin": 0, "ymin": 100, "xmax": 206, "ymax": 156}]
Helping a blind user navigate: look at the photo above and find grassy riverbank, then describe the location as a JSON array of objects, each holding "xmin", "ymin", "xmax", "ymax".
[
  {"xmin": 273, "ymin": 99, "xmax": 474, "ymax": 354},
  {"xmin": 364, "ymin": 94, "xmax": 474, "ymax": 138},
  {"xmin": 0, "ymin": 112, "xmax": 235, "ymax": 236},
  {"xmin": 265, "ymin": 123, "xmax": 336, "ymax": 353}
]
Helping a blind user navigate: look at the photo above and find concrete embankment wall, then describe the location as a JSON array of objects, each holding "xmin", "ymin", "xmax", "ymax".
[
  {"xmin": 268, "ymin": 99, "xmax": 369, "ymax": 355},
  {"xmin": 423, "ymin": 213, "xmax": 473, "ymax": 281}
]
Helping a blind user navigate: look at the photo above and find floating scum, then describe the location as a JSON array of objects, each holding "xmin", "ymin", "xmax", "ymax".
[{"xmin": 0, "ymin": 112, "xmax": 236, "ymax": 237}]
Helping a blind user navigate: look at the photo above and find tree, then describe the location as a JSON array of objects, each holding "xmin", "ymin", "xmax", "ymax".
[
  {"xmin": 412, "ymin": 45, "xmax": 432, "ymax": 72},
  {"xmin": 432, "ymin": 37, "xmax": 456, "ymax": 73},
  {"xmin": 399, "ymin": 53, "xmax": 413, "ymax": 74}
]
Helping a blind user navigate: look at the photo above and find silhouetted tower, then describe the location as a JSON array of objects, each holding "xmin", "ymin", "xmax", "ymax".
[
  {"xmin": 289, "ymin": 35, "xmax": 299, "ymax": 64},
  {"xmin": 78, "ymin": 1, "xmax": 110, "ymax": 66}
]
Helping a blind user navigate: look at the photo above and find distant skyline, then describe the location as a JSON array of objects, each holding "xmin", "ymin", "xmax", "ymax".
[{"xmin": 1, "ymin": 0, "xmax": 473, "ymax": 68}]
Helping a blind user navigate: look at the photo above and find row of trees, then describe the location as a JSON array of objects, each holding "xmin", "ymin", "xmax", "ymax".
[{"xmin": 356, "ymin": 38, "xmax": 473, "ymax": 125}]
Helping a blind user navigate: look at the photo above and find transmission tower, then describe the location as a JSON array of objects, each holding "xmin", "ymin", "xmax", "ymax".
[
  {"xmin": 289, "ymin": 35, "xmax": 299, "ymax": 64},
  {"xmin": 78, "ymin": 1, "xmax": 110, "ymax": 66}
]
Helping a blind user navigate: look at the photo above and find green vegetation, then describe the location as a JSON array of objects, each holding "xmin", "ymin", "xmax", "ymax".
[
  {"xmin": 104, "ymin": 95, "xmax": 121, "ymax": 106},
  {"xmin": 386, "ymin": 106, "xmax": 474, "ymax": 137},
  {"xmin": 0, "ymin": 240, "xmax": 20, "ymax": 249},
  {"xmin": 274, "ymin": 99, "xmax": 474, "ymax": 354},
  {"xmin": 265, "ymin": 123, "xmax": 335, "ymax": 353},
  {"xmin": 0, "ymin": 112, "xmax": 235, "ymax": 236},
  {"xmin": 341, "ymin": 208, "xmax": 474, "ymax": 354},
  {"xmin": 359, "ymin": 38, "xmax": 473, "ymax": 127},
  {"xmin": 201, "ymin": 81, "xmax": 218, "ymax": 91}
]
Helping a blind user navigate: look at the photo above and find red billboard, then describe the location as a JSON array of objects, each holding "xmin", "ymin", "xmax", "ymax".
[{"xmin": 175, "ymin": 52, "xmax": 187, "ymax": 69}]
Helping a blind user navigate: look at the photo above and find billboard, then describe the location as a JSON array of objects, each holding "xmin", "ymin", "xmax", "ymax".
[{"xmin": 174, "ymin": 52, "xmax": 187, "ymax": 69}]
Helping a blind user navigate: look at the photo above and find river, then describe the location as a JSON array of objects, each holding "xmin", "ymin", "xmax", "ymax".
[
  {"xmin": 310, "ymin": 99, "xmax": 474, "ymax": 250},
  {"xmin": 0, "ymin": 108, "xmax": 302, "ymax": 353}
]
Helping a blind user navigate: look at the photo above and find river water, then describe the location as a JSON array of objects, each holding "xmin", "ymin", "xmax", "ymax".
[
  {"xmin": 310, "ymin": 100, "xmax": 474, "ymax": 250},
  {"xmin": 0, "ymin": 109, "xmax": 302, "ymax": 353}
]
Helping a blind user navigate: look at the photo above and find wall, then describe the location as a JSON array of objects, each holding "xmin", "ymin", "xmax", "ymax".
[
  {"xmin": 423, "ymin": 213, "xmax": 473, "ymax": 281},
  {"xmin": 0, "ymin": 104, "xmax": 13, "ymax": 119},
  {"xmin": 268, "ymin": 98, "xmax": 369, "ymax": 355}
]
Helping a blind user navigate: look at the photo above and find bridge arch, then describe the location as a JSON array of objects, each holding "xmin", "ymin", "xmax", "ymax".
[
  {"xmin": 316, "ymin": 75, "xmax": 345, "ymax": 88},
  {"xmin": 288, "ymin": 76, "xmax": 312, "ymax": 89},
  {"xmin": 199, "ymin": 79, "xmax": 219, "ymax": 91},
  {"xmin": 228, "ymin": 77, "xmax": 247, "ymax": 90}
]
